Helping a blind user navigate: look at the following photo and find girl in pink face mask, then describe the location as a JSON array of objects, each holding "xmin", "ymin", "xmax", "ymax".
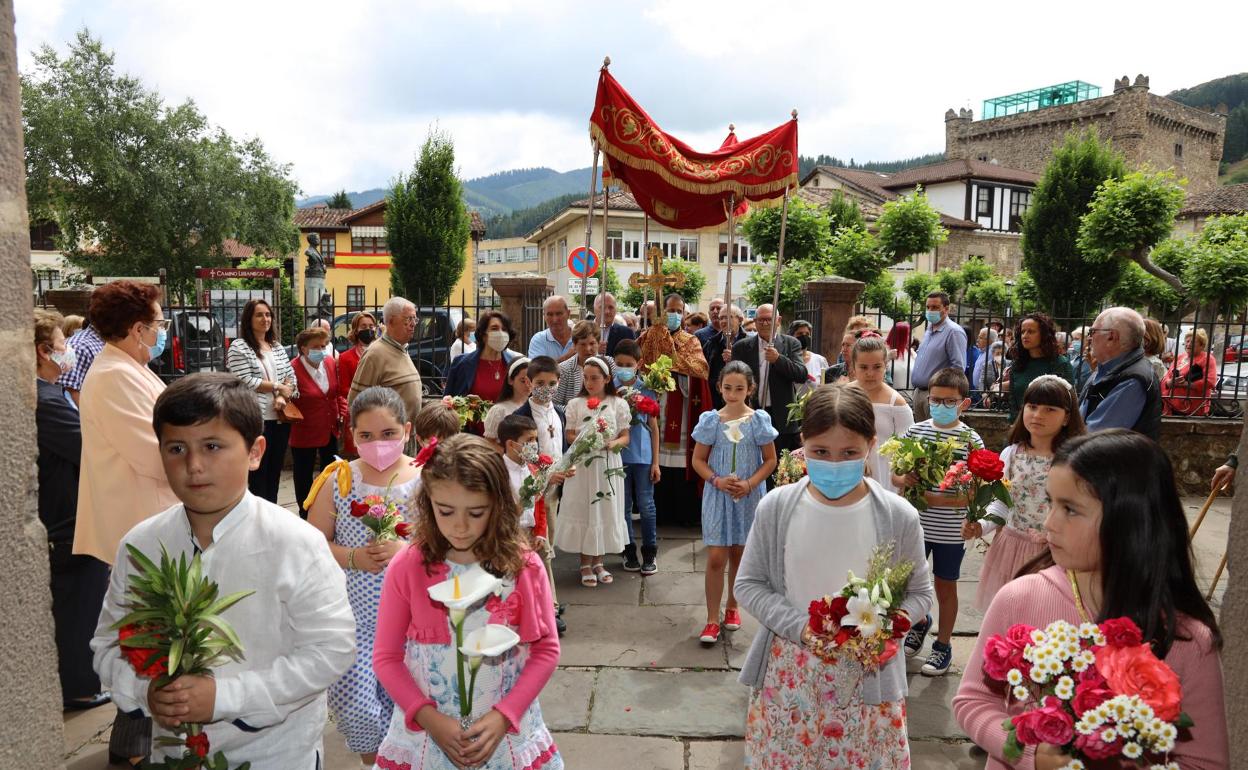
[{"xmin": 304, "ymin": 385, "xmax": 419, "ymax": 766}]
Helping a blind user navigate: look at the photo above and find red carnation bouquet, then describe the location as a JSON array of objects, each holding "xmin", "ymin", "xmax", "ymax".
[
  {"xmin": 806, "ymin": 543, "xmax": 914, "ymax": 672},
  {"xmin": 616, "ymin": 386, "xmax": 661, "ymax": 425},
  {"xmin": 939, "ymin": 447, "xmax": 1012, "ymax": 529},
  {"xmin": 519, "ymin": 451, "xmax": 556, "ymax": 511},
  {"xmin": 112, "ymin": 544, "xmax": 254, "ymax": 769},
  {"xmin": 347, "ymin": 473, "xmax": 413, "ymax": 540},
  {"xmin": 983, "ymin": 617, "xmax": 1191, "ymax": 767}
]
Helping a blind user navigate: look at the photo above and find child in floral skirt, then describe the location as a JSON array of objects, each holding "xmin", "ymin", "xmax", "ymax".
[
  {"xmin": 963, "ymin": 375, "xmax": 1085, "ymax": 611},
  {"xmin": 373, "ymin": 433, "xmax": 561, "ymax": 769},
  {"xmin": 734, "ymin": 384, "xmax": 933, "ymax": 769}
]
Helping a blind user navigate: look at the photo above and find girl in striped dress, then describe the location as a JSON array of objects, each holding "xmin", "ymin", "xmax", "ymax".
[{"xmin": 307, "ymin": 386, "xmax": 419, "ymax": 767}]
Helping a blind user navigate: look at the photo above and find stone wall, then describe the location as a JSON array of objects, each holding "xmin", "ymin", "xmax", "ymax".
[
  {"xmin": 962, "ymin": 412, "xmax": 1243, "ymax": 497},
  {"xmin": 0, "ymin": 0, "xmax": 66, "ymax": 760},
  {"xmin": 937, "ymin": 230, "xmax": 1024, "ymax": 277},
  {"xmin": 946, "ymin": 77, "xmax": 1225, "ymax": 194}
]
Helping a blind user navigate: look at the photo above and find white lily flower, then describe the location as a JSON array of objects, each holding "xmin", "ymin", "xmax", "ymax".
[
  {"xmin": 880, "ymin": 579, "xmax": 893, "ymax": 606},
  {"xmin": 428, "ymin": 565, "xmax": 506, "ymax": 625},
  {"xmin": 459, "ymin": 624, "xmax": 521, "ymax": 671},
  {"xmin": 840, "ymin": 588, "xmax": 882, "ymax": 637},
  {"xmin": 722, "ymin": 417, "xmax": 747, "ymax": 444}
]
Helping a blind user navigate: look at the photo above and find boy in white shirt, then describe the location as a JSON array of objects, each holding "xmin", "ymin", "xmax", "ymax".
[{"xmin": 92, "ymin": 373, "xmax": 356, "ymax": 768}]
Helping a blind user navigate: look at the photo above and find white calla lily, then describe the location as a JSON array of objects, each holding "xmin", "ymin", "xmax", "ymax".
[
  {"xmin": 840, "ymin": 588, "xmax": 883, "ymax": 638},
  {"xmin": 459, "ymin": 624, "xmax": 521, "ymax": 671},
  {"xmin": 723, "ymin": 418, "xmax": 747, "ymax": 444},
  {"xmin": 428, "ymin": 565, "xmax": 505, "ymax": 624}
]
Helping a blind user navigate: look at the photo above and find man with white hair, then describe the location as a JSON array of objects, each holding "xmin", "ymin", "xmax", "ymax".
[
  {"xmin": 593, "ymin": 292, "xmax": 636, "ymax": 357},
  {"xmin": 347, "ymin": 296, "xmax": 422, "ymax": 424},
  {"xmin": 309, "ymin": 317, "xmax": 337, "ymax": 360},
  {"xmin": 528, "ymin": 295, "xmax": 575, "ymax": 362},
  {"xmin": 1079, "ymin": 306, "xmax": 1162, "ymax": 439}
]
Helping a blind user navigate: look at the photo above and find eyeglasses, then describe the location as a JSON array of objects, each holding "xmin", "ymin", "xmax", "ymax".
[
  {"xmin": 147, "ymin": 319, "xmax": 171, "ymax": 331},
  {"xmin": 930, "ymin": 397, "xmax": 963, "ymax": 408},
  {"xmin": 1086, "ymin": 327, "xmax": 1113, "ymax": 337}
]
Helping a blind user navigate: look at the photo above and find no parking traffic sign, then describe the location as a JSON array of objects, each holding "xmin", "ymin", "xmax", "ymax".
[{"xmin": 567, "ymin": 247, "xmax": 600, "ymax": 279}]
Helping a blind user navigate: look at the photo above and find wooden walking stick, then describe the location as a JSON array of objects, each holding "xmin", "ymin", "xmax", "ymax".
[{"xmin": 1188, "ymin": 480, "xmax": 1228, "ymax": 540}]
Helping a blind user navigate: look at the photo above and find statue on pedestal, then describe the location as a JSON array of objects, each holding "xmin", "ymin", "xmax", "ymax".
[{"xmin": 304, "ymin": 232, "xmax": 327, "ymax": 322}]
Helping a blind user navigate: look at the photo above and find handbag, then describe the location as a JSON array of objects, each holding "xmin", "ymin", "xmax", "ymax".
[{"xmin": 277, "ymin": 400, "xmax": 304, "ymax": 423}]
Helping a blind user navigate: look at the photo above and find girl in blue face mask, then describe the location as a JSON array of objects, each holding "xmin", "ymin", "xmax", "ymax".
[{"xmin": 734, "ymin": 384, "xmax": 934, "ymax": 769}]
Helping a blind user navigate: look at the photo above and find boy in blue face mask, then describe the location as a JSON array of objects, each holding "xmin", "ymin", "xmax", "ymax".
[
  {"xmin": 891, "ymin": 367, "xmax": 983, "ymax": 677},
  {"xmin": 610, "ymin": 340, "xmax": 661, "ymax": 574}
]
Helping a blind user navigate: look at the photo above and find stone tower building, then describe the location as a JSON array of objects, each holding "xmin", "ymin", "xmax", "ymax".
[{"xmin": 945, "ymin": 75, "xmax": 1226, "ymax": 193}]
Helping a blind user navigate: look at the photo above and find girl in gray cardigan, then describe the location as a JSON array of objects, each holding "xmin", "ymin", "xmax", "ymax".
[{"xmin": 734, "ymin": 384, "xmax": 933, "ymax": 768}]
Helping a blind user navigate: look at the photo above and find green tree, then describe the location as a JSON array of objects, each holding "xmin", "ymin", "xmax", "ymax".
[
  {"xmin": 902, "ymin": 273, "xmax": 940, "ymax": 308},
  {"xmin": 620, "ymin": 259, "xmax": 706, "ymax": 311},
  {"xmin": 1109, "ymin": 261, "xmax": 1183, "ymax": 317},
  {"xmin": 741, "ymin": 198, "xmax": 829, "ymax": 265},
  {"xmin": 387, "ymin": 130, "xmax": 471, "ymax": 304},
  {"xmin": 862, "ymin": 272, "xmax": 907, "ymax": 320},
  {"xmin": 958, "ymin": 259, "xmax": 995, "ymax": 291},
  {"xmin": 1183, "ymin": 215, "xmax": 1248, "ymax": 311},
  {"xmin": 327, "ymin": 190, "xmax": 353, "ymax": 209},
  {"xmin": 1077, "ymin": 170, "xmax": 1187, "ymax": 291},
  {"xmin": 225, "ymin": 254, "xmax": 301, "ymax": 344},
  {"xmin": 936, "ymin": 268, "xmax": 964, "ymax": 298},
  {"xmin": 22, "ymin": 30, "xmax": 299, "ymax": 298},
  {"xmin": 963, "ymin": 276, "xmax": 1011, "ymax": 312},
  {"xmin": 825, "ymin": 191, "xmax": 866, "ymax": 235},
  {"xmin": 743, "ymin": 260, "xmax": 820, "ymax": 318},
  {"xmin": 875, "ymin": 187, "xmax": 948, "ymax": 263},
  {"xmin": 1021, "ymin": 131, "xmax": 1128, "ymax": 311},
  {"xmin": 825, "ymin": 229, "xmax": 892, "ymax": 284},
  {"xmin": 1011, "ymin": 269, "xmax": 1043, "ymax": 313}
]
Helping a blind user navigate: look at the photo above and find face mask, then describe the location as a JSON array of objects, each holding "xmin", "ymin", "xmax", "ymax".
[
  {"xmin": 930, "ymin": 402, "xmax": 961, "ymax": 426},
  {"xmin": 519, "ymin": 441, "xmax": 540, "ymax": 464},
  {"xmin": 531, "ymin": 383, "xmax": 556, "ymax": 404},
  {"xmin": 1070, "ymin": 341, "xmax": 1082, "ymax": 356},
  {"xmin": 148, "ymin": 327, "xmax": 167, "ymax": 360},
  {"xmin": 357, "ymin": 328, "xmax": 376, "ymax": 344},
  {"xmin": 487, "ymin": 330, "xmax": 509, "ymax": 352},
  {"xmin": 50, "ymin": 346, "xmax": 77, "ymax": 373},
  {"xmin": 306, "ymin": 349, "xmax": 326, "ymax": 364},
  {"xmin": 666, "ymin": 312, "xmax": 682, "ymax": 332},
  {"xmin": 797, "ymin": 335, "xmax": 811, "ymax": 351},
  {"xmin": 614, "ymin": 367, "xmax": 636, "ymax": 385},
  {"xmin": 806, "ymin": 458, "xmax": 865, "ymax": 500},
  {"xmin": 924, "ymin": 310, "xmax": 944, "ymax": 326},
  {"xmin": 358, "ymin": 437, "xmax": 406, "ymax": 472}
]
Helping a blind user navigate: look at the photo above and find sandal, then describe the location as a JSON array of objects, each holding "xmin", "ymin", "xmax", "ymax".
[
  {"xmin": 580, "ymin": 565, "xmax": 597, "ymax": 587},
  {"xmin": 593, "ymin": 564, "xmax": 614, "ymax": 584}
]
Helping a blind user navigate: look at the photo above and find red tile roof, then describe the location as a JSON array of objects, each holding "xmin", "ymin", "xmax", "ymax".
[
  {"xmin": 221, "ymin": 238, "xmax": 260, "ymax": 259},
  {"xmin": 1180, "ymin": 184, "xmax": 1248, "ymax": 217},
  {"xmin": 570, "ymin": 189, "xmax": 644, "ymax": 211},
  {"xmin": 798, "ymin": 171, "xmax": 980, "ymax": 230},
  {"xmin": 344, "ymin": 200, "xmax": 386, "ymax": 223},
  {"xmin": 879, "ymin": 159, "xmax": 1038, "ymax": 189},
  {"xmin": 293, "ymin": 207, "xmax": 351, "ymax": 230}
]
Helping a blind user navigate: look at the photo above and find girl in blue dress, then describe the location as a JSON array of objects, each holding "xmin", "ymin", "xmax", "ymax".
[
  {"xmin": 306, "ymin": 386, "xmax": 420, "ymax": 767},
  {"xmin": 691, "ymin": 361, "xmax": 778, "ymax": 645}
]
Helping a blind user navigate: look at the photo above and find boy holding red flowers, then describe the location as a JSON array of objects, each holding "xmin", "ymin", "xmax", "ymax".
[{"xmin": 92, "ymin": 373, "xmax": 355, "ymax": 768}]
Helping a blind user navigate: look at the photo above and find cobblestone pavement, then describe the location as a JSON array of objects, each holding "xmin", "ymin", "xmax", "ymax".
[{"xmin": 63, "ymin": 474, "xmax": 1231, "ymax": 769}]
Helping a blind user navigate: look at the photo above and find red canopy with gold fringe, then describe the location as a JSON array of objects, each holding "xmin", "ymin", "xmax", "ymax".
[{"xmin": 590, "ymin": 68, "xmax": 797, "ymax": 230}]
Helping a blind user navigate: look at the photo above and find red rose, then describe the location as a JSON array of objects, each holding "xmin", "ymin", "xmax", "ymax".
[
  {"xmin": 349, "ymin": 500, "xmax": 369, "ymax": 518},
  {"xmin": 967, "ymin": 448, "xmax": 1005, "ymax": 482},
  {"xmin": 185, "ymin": 732, "xmax": 210, "ymax": 759},
  {"xmin": 1099, "ymin": 617, "xmax": 1144, "ymax": 648},
  {"xmin": 833, "ymin": 627, "xmax": 853, "ymax": 646},
  {"xmin": 808, "ymin": 599, "xmax": 833, "ymax": 630},
  {"xmin": 1071, "ymin": 679, "xmax": 1114, "ymax": 716},
  {"xmin": 1004, "ymin": 623, "xmax": 1036, "ymax": 651},
  {"xmin": 637, "ymin": 396, "xmax": 660, "ymax": 417},
  {"xmin": 981, "ymin": 635, "xmax": 1016, "ymax": 681},
  {"xmin": 828, "ymin": 595, "xmax": 849, "ymax": 620},
  {"xmin": 890, "ymin": 613, "xmax": 912, "ymax": 639},
  {"xmin": 1095, "ymin": 643, "xmax": 1183, "ymax": 721},
  {"xmin": 1074, "ymin": 728, "xmax": 1121, "ymax": 760},
  {"xmin": 118, "ymin": 624, "xmax": 168, "ymax": 678},
  {"xmin": 878, "ymin": 639, "xmax": 900, "ymax": 665},
  {"xmin": 1011, "ymin": 696, "xmax": 1074, "ymax": 747},
  {"xmin": 538, "ymin": 454, "xmax": 554, "ymax": 467},
  {"xmin": 395, "ymin": 521, "xmax": 414, "ymax": 539},
  {"xmin": 587, "ymin": 397, "xmax": 601, "ymax": 410}
]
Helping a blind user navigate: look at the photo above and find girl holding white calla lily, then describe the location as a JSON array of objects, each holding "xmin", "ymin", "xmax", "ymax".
[
  {"xmin": 691, "ymin": 361, "xmax": 779, "ymax": 646},
  {"xmin": 372, "ymin": 434, "xmax": 562, "ymax": 770},
  {"xmin": 734, "ymin": 384, "xmax": 933, "ymax": 769}
]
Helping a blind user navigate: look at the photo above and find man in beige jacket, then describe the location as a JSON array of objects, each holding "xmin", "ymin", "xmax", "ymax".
[{"xmin": 347, "ymin": 296, "xmax": 423, "ymax": 426}]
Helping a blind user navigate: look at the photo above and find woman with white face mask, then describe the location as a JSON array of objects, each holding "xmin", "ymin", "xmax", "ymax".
[
  {"xmin": 443, "ymin": 311, "xmax": 523, "ymax": 432},
  {"xmin": 290, "ymin": 325, "xmax": 349, "ymax": 518}
]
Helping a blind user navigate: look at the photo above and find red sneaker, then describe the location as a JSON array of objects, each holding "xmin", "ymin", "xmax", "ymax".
[
  {"xmin": 698, "ymin": 623, "xmax": 721, "ymax": 644},
  {"xmin": 723, "ymin": 609, "xmax": 742, "ymax": 631}
]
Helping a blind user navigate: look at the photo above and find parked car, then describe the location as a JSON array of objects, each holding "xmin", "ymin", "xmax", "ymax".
[
  {"xmin": 149, "ymin": 310, "xmax": 226, "ymax": 381},
  {"xmin": 286, "ymin": 307, "xmax": 465, "ymax": 397},
  {"xmin": 1223, "ymin": 335, "xmax": 1247, "ymax": 363}
]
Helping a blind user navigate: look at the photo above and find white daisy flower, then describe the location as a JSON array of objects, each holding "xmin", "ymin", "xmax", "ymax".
[
  {"xmin": 1013, "ymin": 685, "xmax": 1030, "ymax": 701},
  {"xmin": 1006, "ymin": 669, "xmax": 1024, "ymax": 686},
  {"xmin": 1123, "ymin": 742, "xmax": 1143, "ymax": 759}
]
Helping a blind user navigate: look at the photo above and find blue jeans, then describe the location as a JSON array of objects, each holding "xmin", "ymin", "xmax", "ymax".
[{"xmin": 623, "ymin": 463, "xmax": 657, "ymax": 548}]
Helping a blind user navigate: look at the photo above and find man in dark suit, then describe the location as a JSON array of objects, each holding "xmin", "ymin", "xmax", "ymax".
[
  {"xmin": 731, "ymin": 304, "xmax": 807, "ymax": 455},
  {"xmin": 704, "ymin": 304, "xmax": 748, "ymax": 409},
  {"xmin": 594, "ymin": 292, "xmax": 637, "ymax": 357}
]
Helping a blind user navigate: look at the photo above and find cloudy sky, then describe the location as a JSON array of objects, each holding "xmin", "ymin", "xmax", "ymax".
[{"xmin": 15, "ymin": 0, "xmax": 1248, "ymax": 197}]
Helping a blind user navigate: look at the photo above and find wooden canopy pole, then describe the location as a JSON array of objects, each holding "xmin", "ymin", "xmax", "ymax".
[{"xmin": 582, "ymin": 142, "xmax": 599, "ymax": 316}]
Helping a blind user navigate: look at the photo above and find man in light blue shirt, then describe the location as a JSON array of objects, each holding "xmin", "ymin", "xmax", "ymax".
[
  {"xmin": 527, "ymin": 295, "xmax": 575, "ymax": 362},
  {"xmin": 910, "ymin": 291, "xmax": 967, "ymax": 421}
]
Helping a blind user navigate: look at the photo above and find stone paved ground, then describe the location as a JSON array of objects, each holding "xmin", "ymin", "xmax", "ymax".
[{"xmin": 63, "ymin": 474, "xmax": 1231, "ymax": 769}]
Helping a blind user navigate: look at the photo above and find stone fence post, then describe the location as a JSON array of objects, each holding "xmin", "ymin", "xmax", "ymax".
[
  {"xmin": 0, "ymin": 0, "xmax": 65, "ymax": 759},
  {"xmin": 490, "ymin": 274, "xmax": 552, "ymax": 354},
  {"xmin": 802, "ymin": 276, "xmax": 865, "ymax": 363}
]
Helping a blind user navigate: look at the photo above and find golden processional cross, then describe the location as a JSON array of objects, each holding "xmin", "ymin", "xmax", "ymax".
[{"xmin": 628, "ymin": 245, "xmax": 686, "ymax": 294}]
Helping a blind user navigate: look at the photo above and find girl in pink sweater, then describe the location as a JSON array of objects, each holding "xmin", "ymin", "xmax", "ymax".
[
  {"xmin": 373, "ymin": 434, "xmax": 562, "ymax": 770},
  {"xmin": 954, "ymin": 429, "xmax": 1228, "ymax": 770}
]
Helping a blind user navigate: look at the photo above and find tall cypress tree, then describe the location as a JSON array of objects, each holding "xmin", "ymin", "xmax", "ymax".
[
  {"xmin": 386, "ymin": 131, "xmax": 470, "ymax": 304},
  {"xmin": 1021, "ymin": 131, "xmax": 1128, "ymax": 314}
]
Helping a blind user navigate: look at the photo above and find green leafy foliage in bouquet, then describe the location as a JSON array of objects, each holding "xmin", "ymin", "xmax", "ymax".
[
  {"xmin": 112, "ymin": 544, "xmax": 254, "ymax": 769},
  {"xmin": 441, "ymin": 395, "xmax": 492, "ymax": 429},
  {"xmin": 786, "ymin": 388, "xmax": 813, "ymax": 427},
  {"xmin": 641, "ymin": 354, "xmax": 676, "ymax": 393},
  {"xmin": 877, "ymin": 433, "xmax": 964, "ymax": 511}
]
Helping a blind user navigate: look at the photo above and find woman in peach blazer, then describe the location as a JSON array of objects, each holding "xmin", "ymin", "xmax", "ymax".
[{"xmin": 73, "ymin": 282, "xmax": 180, "ymax": 566}]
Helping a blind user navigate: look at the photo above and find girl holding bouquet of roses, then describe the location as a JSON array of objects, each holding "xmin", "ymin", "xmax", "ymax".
[
  {"xmin": 735, "ymin": 384, "xmax": 934, "ymax": 768},
  {"xmin": 305, "ymin": 386, "xmax": 421, "ymax": 766},
  {"xmin": 965, "ymin": 375, "xmax": 1086, "ymax": 611},
  {"xmin": 954, "ymin": 430, "xmax": 1228, "ymax": 769}
]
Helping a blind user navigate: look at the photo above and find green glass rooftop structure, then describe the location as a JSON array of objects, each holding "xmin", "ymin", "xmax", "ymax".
[{"xmin": 982, "ymin": 81, "xmax": 1102, "ymax": 119}]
